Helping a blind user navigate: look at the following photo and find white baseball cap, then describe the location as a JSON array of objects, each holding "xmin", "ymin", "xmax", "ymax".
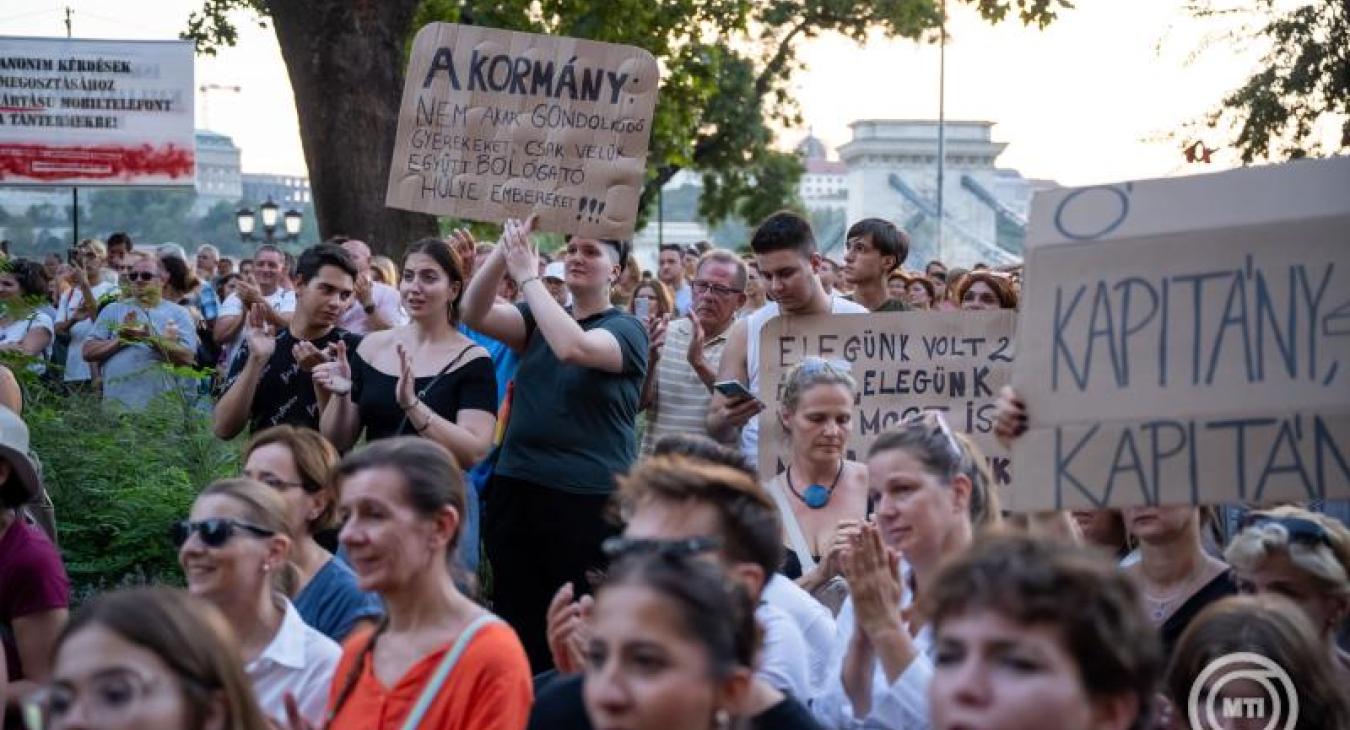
[{"xmin": 543, "ymin": 262, "xmax": 567, "ymax": 281}]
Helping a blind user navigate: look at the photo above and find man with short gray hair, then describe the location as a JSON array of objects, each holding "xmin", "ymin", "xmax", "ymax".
[
  {"xmin": 336, "ymin": 239, "xmax": 407, "ymax": 334},
  {"xmin": 640, "ymin": 248, "xmax": 747, "ymax": 455}
]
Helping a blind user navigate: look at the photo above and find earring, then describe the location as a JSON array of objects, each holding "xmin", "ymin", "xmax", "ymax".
[
  {"xmin": 262, "ymin": 563, "xmax": 272, "ymax": 574},
  {"xmin": 714, "ymin": 709, "xmax": 731, "ymax": 730}
]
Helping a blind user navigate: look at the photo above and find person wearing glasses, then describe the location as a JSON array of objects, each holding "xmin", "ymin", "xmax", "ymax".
[
  {"xmin": 1226, "ymin": 507, "xmax": 1350, "ymax": 677},
  {"xmin": 582, "ymin": 552, "xmax": 823, "ymax": 730},
  {"xmin": 765, "ymin": 359, "xmax": 869, "ymax": 614},
  {"xmin": 324, "ymin": 438, "xmax": 532, "ymax": 730},
  {"xmin": 814, "ymin": 413, "xmax": 994, "ymax": 730},
  {"xmin": 241, "ymin": 426, "xmax": 382, "ymax": 642},
  {"xmin": 83, "ymin": 252, "xmax": 198, "ymax": 410},
  {"xmin": 35, "ymin": 587, "xmax": 271, "ymax": 730},
  {"xmin": 840, "ymin": 219, "xmax": 910, "ymax": 313},
  {"xmin": 56, "ymin": 239, "xmax": 119, "ymax": 388},
  {"xmin": 639, "ymin": 250, "xmax": 747, "ymax": 456},
  {"xmin": 532, "ymin": 454, "xmax": 822, "ymax": 730},
  {"xmin": 175, "ymin": 478, "xmax": 340, "ymax": 728},
  {"xmin": 708, "ymin": 211, "xmax": 867, "ymax": 467}
]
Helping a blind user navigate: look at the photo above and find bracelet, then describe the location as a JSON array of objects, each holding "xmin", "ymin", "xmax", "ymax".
[{"xmin": 518, "ymin": 275, "xmax": 541, "ymax": 287}]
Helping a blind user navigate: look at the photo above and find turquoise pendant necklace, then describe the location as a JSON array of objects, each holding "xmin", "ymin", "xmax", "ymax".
[{"xmin": 786, "ymin": 460, "xmax": 845, "ymax": 510}]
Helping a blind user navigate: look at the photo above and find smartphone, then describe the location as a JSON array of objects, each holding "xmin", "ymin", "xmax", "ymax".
[
  {"xmin": 713, "ymin": 380, "xmax": 755, "ymax": 401},
  {"xmin": 634, "ymin": 297, "xmax": 651, "ymax": 320}
]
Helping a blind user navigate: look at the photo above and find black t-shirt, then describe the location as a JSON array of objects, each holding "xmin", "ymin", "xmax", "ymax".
[
  {"xmin": 527, "ymin": 674, "xmax": 822, "ymax": 730},
  {"xmin": 1160, "ymin": 569, "xmax": 1237, "ymax": 659},
  {"xmin": 495, "ymin": 303, "xmax": 647, "ymax": 494},
  {"xmin": 350, "ymin": 345, "xmax": 497, "ymax": 441},
  {"xmin": 224, "ymin": 326, "xmax": 362, "ymax": 433}
]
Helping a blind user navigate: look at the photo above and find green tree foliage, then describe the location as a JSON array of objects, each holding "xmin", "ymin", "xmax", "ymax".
[
  {"xmin": 1195, "ymin": 0, "xmax": 1349, "ymax": 161},
  {"xmin": 20, "ymin": 375, "xmax": 239, "ymax": 600},
  {"xmin": 183, "ymin": 0, "xmax": 1066, "ymax": 233}
]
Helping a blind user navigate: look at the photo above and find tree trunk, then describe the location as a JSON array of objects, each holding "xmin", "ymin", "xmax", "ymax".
[{"xmin": 267, "ymin": 0, "xmax": 439, "ymax": 255}]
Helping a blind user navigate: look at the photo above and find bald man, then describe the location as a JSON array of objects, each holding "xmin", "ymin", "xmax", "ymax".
[{"xmin": 338, "ymin": 239, "xmax": 408, "ymax": 334}]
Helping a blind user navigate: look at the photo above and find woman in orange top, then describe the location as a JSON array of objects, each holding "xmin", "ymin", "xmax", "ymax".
[{"xmin": 320, "ymin": 437, "xmax": 533, "ymax": 730}]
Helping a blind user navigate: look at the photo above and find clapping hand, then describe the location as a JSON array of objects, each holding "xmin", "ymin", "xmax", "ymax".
[
  {"xmin": 235, "ymin": 278, "xmax": 263, "ymax": 307},
  {"xmin": 118, "ymin": 311, "xmax": 150, "ymax": 342},
  {"xmin": 546, "ymin": 582, "xmax": 595, "ymax": 675},
  {"xmin": 501, "ymin": 216, "xmax": 541, "ymax": 284},
  {"xmin": 311, "ymin": 340, "xmax": 352, "ymax": 396},
  {"xmin": 353, "ymin": 271, "xmax": 373, "ymax": 308},
  {"xmin": 245, "ymin": 303, "xmax": 277, "ymax": 363},
  {"xmin": 646, "ymin": 313, "xmax": 668, "ymax": 359},
  {"xmin": 293, "ymin": 340, "xmax": 331, "ymax": 372},
  {"xmin": 394, "ymin": 343, "xmax": 418, "ymax": 411},
  {"xmin": 842, "ymin": 523, "xmax": 904, "ymax": 640},
  {"xmin": 994, "ymin": 385, "xmax": 1027, "ymax": 448}
]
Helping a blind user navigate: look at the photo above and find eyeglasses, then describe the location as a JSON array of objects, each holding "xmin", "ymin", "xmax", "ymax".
[
  {"xmin": 1239, "ymin": 514, "xmax": 1333, "ymax": 548},
  {"xmin": 126, "ymin": 271, "xmax": 157, "ymax": 283},
  {"xmin": 690, "ymin": 280, "xmax": 743, "ymax": 298},
  {"xmin": 170, "ymin": 518, "xmax": 275, "ymax": 549},
  {"xmin": 601, "ymin": 535, "xmax": 722, "ymax": 559},
  {"xmin": 24, "ymin": 669, "xmax": 163, "ymax": 729}
]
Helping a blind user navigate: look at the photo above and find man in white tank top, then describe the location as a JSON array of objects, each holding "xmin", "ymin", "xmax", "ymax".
[{"xmin": 707, "ymin": 211, "xmax": 866, "ymax": 466}]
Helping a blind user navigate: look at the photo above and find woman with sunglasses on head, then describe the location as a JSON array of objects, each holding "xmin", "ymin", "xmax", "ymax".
[
  {"xmin": 461, "ymin": 217, "xmax": 647, "ymax": 671},
  {"xmin": 323, "ymin": 437, "xmax": 532, "ymax": 730},
  {"xmin": 1225, "ymin": 506, "xmax": 1350, "ymax": 679},
  {"xmin": 1165, "ymin": 594, "xmax": 1350, "ymax": 730},
  {"xmin": 814, "ymin": 412, "xmax": 999, "ymax": 730},
  {"xmin": 241, "ymin": 426, "xmax": 382, "ymax": 643},
  {"xmin": 994, "ymin": 388, "xmax": 1235, "ymax": 661},
  {"xmin": 313, "ymin": 239, "xmax": 496, "ymax": 470},
  {"xmin": 582, "ymin": 551, "xmax": 808, "ymax": 730},
  {"xmin": 766, "ymin": 359, "xmax": 870, "ymax": 613},
  {"xmin": 33, "ymin": 587, "xmax": 271, "ymax": 730},
  {"xmin": 176, "ymin": 478, "xmax": 341, "ymax": 728}
]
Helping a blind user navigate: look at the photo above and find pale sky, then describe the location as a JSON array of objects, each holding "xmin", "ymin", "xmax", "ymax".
[{"xmin": 1, "ymin": 0, "xmax": 1286, "ymax": 186}]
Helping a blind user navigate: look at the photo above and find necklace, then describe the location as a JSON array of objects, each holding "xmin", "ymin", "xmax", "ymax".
[
  {"xmin": 1140, "ymin": 562, "xmax": 1214, "ymax": 622},
  {"xmin": 786, "ymin": 461, "xmax": 845, "ymax": 510}
]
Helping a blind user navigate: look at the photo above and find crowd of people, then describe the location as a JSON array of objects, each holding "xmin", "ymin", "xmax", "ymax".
[{"xmin": 0, "ymin": 210, "xmax": 1346, "ymax": 730}]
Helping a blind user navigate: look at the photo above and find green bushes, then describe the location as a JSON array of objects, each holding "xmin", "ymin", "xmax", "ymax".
[{"xmin": 23, "ymin": 379, "xmax": 239, "ymax": 602}]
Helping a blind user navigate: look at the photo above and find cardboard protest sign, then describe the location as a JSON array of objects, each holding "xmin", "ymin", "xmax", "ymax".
[
  {"xmin": 1010, "ymin": 158, "xmax": 1350, "ymax": 511},
  {"xmin": 757, "ymin": 311, "xmax": 1016, "ymax": 485},
  {"xmin": 0, "ymin": 36, "xmax": 194, "ymax": 186},
  {"xmin": 386, "ymin": 23, "xmax": 659, "ymax": 239}
]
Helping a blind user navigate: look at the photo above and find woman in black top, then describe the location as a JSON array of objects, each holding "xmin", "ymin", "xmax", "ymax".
[{"xmin": 314, "ymin": 239, "xmax": 496, "ymax": 468}]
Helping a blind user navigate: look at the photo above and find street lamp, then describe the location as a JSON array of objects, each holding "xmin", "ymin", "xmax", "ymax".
[{"xmin": 236, "ymin": 196, "xmax": 302, "ymax": 243}]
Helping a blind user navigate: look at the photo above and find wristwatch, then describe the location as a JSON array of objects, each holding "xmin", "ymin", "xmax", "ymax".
[{"xmin": 362, "ymin": 302, "xmax": 376, "ymax": 314}]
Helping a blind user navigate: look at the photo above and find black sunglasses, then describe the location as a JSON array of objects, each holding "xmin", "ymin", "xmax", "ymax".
[
  {"xmin": 171, "ymin": 518, "xmax": 275, "ymax": 548},
  {"xmin": 126, "ymin": 271, "xmax": 158, "ymax": 282},
  {"xmin": 601, "ymin": 535, "xmax": 722, "ymax": 559},
  {"xmin": 1239, "ymin": 514, "xmax": 1332, "ymax": 548}
]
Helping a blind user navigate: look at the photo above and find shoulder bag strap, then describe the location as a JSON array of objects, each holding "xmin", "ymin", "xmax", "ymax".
[
  {"xmin": 400, "ymin": 613, "xmax": 502, "ymax": 730},
  {"xmin": 765, "ymin": 475, "xmax": 817, "ymax": 572}
]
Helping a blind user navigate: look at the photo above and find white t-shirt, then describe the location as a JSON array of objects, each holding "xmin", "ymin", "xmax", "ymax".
[
  {"xmin": 245, "ymin": 599, "xmax": 341, "ymax": 728},
  {"xmin": 0, "ymin": 311, "xmax": 54, "ymax": 372},
  {"xmin": 756, "ymin": 601, "xmax": 812, "ymax": 701},
  {"xmin": 58, "ymin": 281, "xmax": 119, "ymax": 382},
  {"xmin": 337, "ymin": 281, "xmax": 408, "ymax": 334},
  {"xmin": 741, "ymin": 295, "xmax": 868, "ymax": 464},
  {"xmin": 218, "ymin": 288, "xmax": 296, "ymax": 365},
  {"xmin": 763, "ymin": 573, "xmax": 836, "ymax": 700}
]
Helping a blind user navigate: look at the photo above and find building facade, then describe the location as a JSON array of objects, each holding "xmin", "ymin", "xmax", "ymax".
[
  {"xmin": 241, "ymin": 173, "xmax": 312, "ymax": 208},
  {"xmin": 193, "ymin": 130, "xmax": 243, "ymax": 215}
]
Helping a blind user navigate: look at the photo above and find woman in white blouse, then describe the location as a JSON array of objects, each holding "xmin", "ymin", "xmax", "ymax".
[
  {"xmin": 815, "ymin": 413, "xmax": 994, "ymax": 729},
  {"xmin": 0, "ymin": 259, "xmax": 54, "ymax": 368},
  {"xmin": 175, "ymin": 478, "xmax": 340, "ymax": 727}
]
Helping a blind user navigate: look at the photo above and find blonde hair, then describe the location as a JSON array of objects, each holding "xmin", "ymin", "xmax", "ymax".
[
  {"xmin": 1225, "ymin": 506, "xmax": 1350, "ymax": 599},
  {"xmin": 198, "ymin": 478, "xmax": 301, "ymax": 596},
  {"xmin": 779, "ymin": 358, "xmax": 856, "ymax": 413}
]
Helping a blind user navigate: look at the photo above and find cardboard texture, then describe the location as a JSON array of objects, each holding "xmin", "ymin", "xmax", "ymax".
[
  {"xmin": 757, "ymin": 311, "xmax": 1015, "ymax": 486},
  {"xmin": 386, "ymin": 23, "xmax": 660, "ymax": 239},
  {"xmin": 1011, "ymin": 158, "xmax": 1350, "ymax": 510}
]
